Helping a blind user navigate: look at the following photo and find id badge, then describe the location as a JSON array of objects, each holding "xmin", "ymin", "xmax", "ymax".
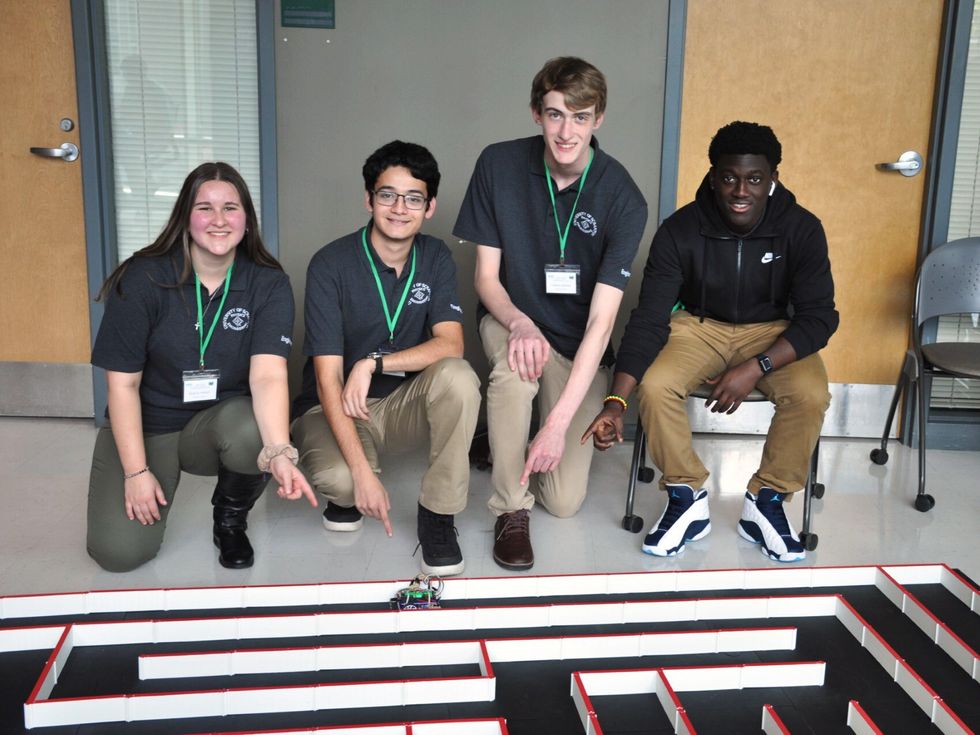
[
  {"xmin": 544, "ymin": 263, "xmax": 581, "ymax": 295},
  {"xmin": 182, "ymin": 369, "xmax": 220, "ymax": 402},
  {"xmin": 378, "ymin": 346, "xmax": 406, "ymax": 378}
]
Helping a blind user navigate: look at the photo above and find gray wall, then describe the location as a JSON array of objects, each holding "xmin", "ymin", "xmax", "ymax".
[{"xmin": 275, "ymin": 0, "xmax": 669, "ymax": 388}]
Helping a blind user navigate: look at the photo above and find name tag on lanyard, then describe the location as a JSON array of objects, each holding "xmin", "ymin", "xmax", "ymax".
[
  {"xmin": 182, "ymin": 369, "xmax": 220, "ymax": 402},
  {"xmin": 362, "ymin": 225, "xmax": 415, "ymax": 377},
  {"xmin": 543, "ymin": 148, "xmax": 593, "ymax": 298},
  {"xmin": 544, "ymin": 263, "xmax": 581, "ymax": 295},
  {"xmin": 186, "ymin": 262, "xmax": 233, "ymax": 403}
]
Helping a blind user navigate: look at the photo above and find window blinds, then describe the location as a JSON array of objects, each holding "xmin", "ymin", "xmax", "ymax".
[
  {"xmin": 104, "ymin": 0, "xmax": 260, "ymax": 261},
  {"xmin": 935, "ymin": 0, "xmax": 980, "ymax": 410}
]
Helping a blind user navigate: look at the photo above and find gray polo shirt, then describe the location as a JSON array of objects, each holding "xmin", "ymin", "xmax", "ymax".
[
  {"xmin": 92, "ymin": 250, "xmax": 295, "ymax": 433},
  {"xmin": 453, "ymin": 135, "xmax": 648, "ymax": 361},
  {"xmin": 294, "ymin": 223, "xmax": 464, "ymax": 416}
]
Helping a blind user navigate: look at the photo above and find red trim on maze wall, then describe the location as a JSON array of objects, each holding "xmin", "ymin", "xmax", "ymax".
[
  {"xmin": 848, "ymin": 700, "xmax": 886, "ymax": 735},
  {"xmin": 763, "ymin": 703, "xmax": 792, "ymax": 734},
  {"xmin": 9, "ymin": 565, "xmax": 978, "ymax": 731}
]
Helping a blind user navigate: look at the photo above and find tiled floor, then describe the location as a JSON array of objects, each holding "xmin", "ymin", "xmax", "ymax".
[{"xmin": 0, "ymin": 416, "xmax": 977, "ymax": 597}]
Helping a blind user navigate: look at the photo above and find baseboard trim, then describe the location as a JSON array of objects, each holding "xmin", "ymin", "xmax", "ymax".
[{"xmin": 0, "ymin": 362, "xmax": 93, "ymax": 417}]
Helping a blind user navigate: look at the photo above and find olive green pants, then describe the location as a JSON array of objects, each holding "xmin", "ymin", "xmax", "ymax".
[
  {"xmin": 86, "ymin": 396, "xmax": 263, "ymax": 572},
  {"xmin": 637, "ymin": 311, "xmax": 830, "ymax": 495}
]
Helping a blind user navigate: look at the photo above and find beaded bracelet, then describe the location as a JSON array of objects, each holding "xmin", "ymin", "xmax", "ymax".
[
  {"xmin": 123, "ymin": 466, "xmax": 149, "ymax": 480},
  {"xmin": 603, "ymin": 394, "xmax": 628, "ymax": 411}
]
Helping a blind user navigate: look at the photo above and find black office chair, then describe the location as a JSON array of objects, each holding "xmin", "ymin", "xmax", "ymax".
[
  {"xmin": 622, "ymin": 384, "xmax": 824, "ymax": 551},
  {"xmin": 869, "ymin": 237, "xmax": 980, "ymax": 511}
]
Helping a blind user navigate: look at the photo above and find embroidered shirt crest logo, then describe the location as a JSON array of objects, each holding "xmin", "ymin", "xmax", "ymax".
[
  {"xmin": 408, "ymin": 282, "xmax": 431, "ymax": 305},
  {"xmin": 574, "ymin": 211, "xmax": 598, "ymax": 236},
  {"xmin": 223, "ymin": 307, "xmax": 250, "ymax": 331}
]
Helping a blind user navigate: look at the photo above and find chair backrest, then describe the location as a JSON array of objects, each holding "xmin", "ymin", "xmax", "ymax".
[{"xmin": 915, "ymin": 237, "xmax": 980, "ymax": 328}]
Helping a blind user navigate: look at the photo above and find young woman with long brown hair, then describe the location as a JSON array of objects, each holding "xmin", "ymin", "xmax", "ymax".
[{"xmin": 87, "ymin": 162, "xmax": 315, "ymax": 572}]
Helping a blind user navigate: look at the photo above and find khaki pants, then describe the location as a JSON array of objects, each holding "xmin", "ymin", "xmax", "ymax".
[
  {"xmin": 87, "ymin": 396, "xmax": 263, "ymax": 572},
  {"xmin": 480, "ymin": 314, "xmax": 610, "ymax": 518},
  {"xmin": 291, "ymin": 357, "xmax": 480, "ymax": 515},
  {"xmin": 637, "ymin": 311, "xmax": 830, "ymax": 495}
]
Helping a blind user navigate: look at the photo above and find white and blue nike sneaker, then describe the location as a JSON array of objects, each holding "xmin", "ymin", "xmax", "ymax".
[
  {"xmin": 642, "ymin": 484, "xmax": 711, "ymax": 556},
  {"xmin": 737, "ymin": 487, "xmax": 806, "ymax": 562}
]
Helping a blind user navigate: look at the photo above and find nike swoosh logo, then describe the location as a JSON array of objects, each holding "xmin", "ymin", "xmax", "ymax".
[{"xmin": 761, "ymin": 252, "xmax": 782, "ymax": 264}]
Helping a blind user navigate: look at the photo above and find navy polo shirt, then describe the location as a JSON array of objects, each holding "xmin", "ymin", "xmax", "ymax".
[
  {"xmin": 453, "ymin": 135, "xmax": 648, "ymax": 361},
  {"xmin": 92, "ymin": 250, "xmax": 295, "ymax": 433},
  {"xmin": 294, "ymin": 223, "xmax": 464, "ymax": 417}
]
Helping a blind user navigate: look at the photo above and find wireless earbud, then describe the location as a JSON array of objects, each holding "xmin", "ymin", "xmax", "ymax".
[{"xmin": 769, "ymin": 181, "xmax": 776, "ymax": 196}]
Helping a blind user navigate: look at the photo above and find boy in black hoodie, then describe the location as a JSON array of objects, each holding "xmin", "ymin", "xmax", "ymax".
[{"xmin": 584, "ymin": 121, "xmax": 838, "ymax": 562}]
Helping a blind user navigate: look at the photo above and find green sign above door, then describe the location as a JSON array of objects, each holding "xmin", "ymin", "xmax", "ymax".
[{"xmin": 282, "ymin": 0, "xmax": 335, "ymax": 29}]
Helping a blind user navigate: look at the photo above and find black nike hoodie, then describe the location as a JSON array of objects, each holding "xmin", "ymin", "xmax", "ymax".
[{"xmin": 616, "ymin": 174, "xmax": 839, "ymax": 382}]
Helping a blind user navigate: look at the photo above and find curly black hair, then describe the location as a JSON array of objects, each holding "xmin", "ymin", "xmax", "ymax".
[
  {"xmin": 708, "ymin": 121, "xmax": 781, "ymax": 170},
  {"xmin": 362, "ymin": 140, "xmax": 440, "ymax": 199}
]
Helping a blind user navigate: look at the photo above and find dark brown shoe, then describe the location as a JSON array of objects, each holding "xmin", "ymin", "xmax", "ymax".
[{"xmin": 493, "ymin": 509, "xmax": 534, "ymax": 570}]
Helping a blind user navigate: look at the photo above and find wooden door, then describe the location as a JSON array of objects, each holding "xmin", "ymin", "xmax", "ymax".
[
  {"xmin": 0, "ymin": 1, "xmax": 90, "ymax": 364},
  {"xmin": 677, "ymin": 0, "xmax": 943, "ymax": 388}
]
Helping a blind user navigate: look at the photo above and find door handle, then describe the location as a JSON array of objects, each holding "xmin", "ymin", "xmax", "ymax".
[
  {"xmin": 29, "ymin": 142, "xmax": 79, "ymax": 162},
  {"xmin": 875, "ymin": 150, "xmax": 922, "ymax": 177}
]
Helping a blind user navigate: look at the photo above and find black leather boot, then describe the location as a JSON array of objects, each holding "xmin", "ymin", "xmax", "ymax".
[{"xmin": 212, "ymin": 467, "xmax": 268, "ymax": 569}]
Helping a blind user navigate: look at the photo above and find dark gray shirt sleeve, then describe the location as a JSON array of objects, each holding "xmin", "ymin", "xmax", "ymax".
[
  {"xmin": 303, "ymin": 250, "xmax": 345, "ymax": 357},
  {"xmin": 596, "ymin": 184, "xmax": 648, "ymax": 292},
  {"xmin": 91, "ymin": 265, "xmax": 156, "ymax": 373},
  {"xmin": 427, "ymin": 243, "xmax": 465, "ymax": 328},
  {"xmin": 250, "ymin": 271, "xmax": 295, "ymax": 358},
  {"xmin": 453, "ymin": 148, "xmax": 501, "ymax": 247}
]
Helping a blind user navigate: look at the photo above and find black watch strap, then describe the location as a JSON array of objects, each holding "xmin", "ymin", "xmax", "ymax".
[
  {"xmin": 373, "ymin": 353, "xmax": 384, "ymax": 375},
  {"xmin": 756, "ymin": 353, "xmax": 774, "ymax": 375}
]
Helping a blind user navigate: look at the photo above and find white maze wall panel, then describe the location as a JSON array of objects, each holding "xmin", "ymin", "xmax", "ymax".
[{"xmin": 0, "ymin": 565, "xmax": 975, "ymax": 734}]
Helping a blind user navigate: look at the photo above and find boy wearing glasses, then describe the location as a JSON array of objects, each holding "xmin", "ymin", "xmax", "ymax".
[
  {"xmin": 292, "ymin": 140, "xmax": 480, "ymax": 577},
  {"xmin": 453, "ymin": 57, "xmax": 648, "ymax": 570}
]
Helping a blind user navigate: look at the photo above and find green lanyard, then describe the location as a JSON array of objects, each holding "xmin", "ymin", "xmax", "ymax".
[
  {"xmin": 361, "ymin": 226, "xmax": 416, "ymax": 343},
  {"xmin": 194, "ymin": 261, "xmax": 233, "ymax": 368},
  {"xmin": 544, "ymin": 148, "xmax": 594, "ymax": 265}
]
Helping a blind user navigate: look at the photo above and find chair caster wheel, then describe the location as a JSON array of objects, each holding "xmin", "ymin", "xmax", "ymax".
[
  {"xmin": 800, "ymin": 532, "xmax": 819, "ymax": 551},
  {"xmin": 914, "ymin": 494, "xmax": 935, "ymax": 512},
  {"xmin": 870, "ymin": 448, "xmax": 888, "ymax": 465},
  {"xmin": 811, "ymin": 483, "xmax": 825, "ymax": 499},
  {"xmin": 622, "ymin": 515, "xmax": 644, "ymax": 533},
  {"xmin": 637, "ymin": 467, "xmax": 655, "ymax": 483}
]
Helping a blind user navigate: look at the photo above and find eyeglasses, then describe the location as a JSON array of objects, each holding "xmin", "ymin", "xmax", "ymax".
[{"xmin": 373, "ymin": 190, "xmax": 428, "ymax": 210}]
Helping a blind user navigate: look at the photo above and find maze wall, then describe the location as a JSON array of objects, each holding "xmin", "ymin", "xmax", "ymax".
[{"xmin": 0, "ymin": 564, "xmax": 977, "ymax": 734}]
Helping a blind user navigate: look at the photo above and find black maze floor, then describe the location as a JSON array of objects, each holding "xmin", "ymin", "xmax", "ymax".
[{"xmin": 1, "ymin": 580, "xmax": 977, "ymax": 735}]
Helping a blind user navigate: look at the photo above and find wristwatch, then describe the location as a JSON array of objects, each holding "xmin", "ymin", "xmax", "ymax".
[
  {"xmin": 367, "ymin": 351, "xmax": 384, "ymax": 375},
  {"xmin": 756, "ymin": 353, "xmax": 774, "ymax": 375}
]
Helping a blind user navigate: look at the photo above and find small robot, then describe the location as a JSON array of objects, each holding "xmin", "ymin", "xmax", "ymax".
[{"xmin": 390, "ymin": 574, "xmax": 444, "ymax": 610}]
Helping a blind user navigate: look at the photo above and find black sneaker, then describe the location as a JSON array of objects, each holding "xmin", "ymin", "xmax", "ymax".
[
  {"xmin": 322, "ymin": 502, "xmax": 363, "ymax": 532},
  {"xmin": 416, "ymin": 503, "xmax": 464, "ymax": 576}
]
